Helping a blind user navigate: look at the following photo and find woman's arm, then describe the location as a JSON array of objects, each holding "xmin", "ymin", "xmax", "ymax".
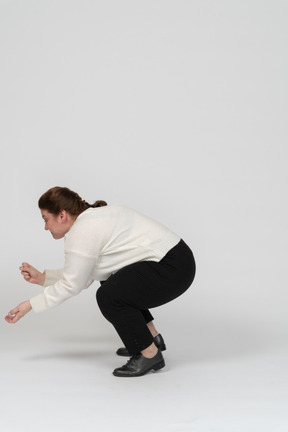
[
  {"xmin": 5, "ymin": 254, "xmax": 95, "ymax": 323},
  {"xmin": 29, "ymin": 252, "xmax": 96, "ymax": 313},
  {"xmin": 43, "ymin": 269, "xmax": 64, "ymax": 286},
  {"xmin": 20, "ymin": 264, "xmax": 65, "ymax": 287}
]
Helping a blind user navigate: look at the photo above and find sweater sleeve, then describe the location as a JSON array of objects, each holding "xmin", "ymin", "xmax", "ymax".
[
  {"xmin": 30, "ymin": 251, "xmax": 96, "ymax": 313},
  {"xmin": 43, "ymin": 269, "xmax": 64, "ymax": 287}
]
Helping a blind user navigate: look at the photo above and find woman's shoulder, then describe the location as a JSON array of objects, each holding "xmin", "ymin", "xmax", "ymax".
[
  {"xmin": 68, "ymin": 205, "xmax": 132, "ymax": 234},
  {"xmin": 77, "ymin": 204, "xmax": 130, "ymax": 219}
]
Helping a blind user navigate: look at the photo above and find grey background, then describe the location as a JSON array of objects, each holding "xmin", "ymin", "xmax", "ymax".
[{"xmin": 1, "ymin": 1, "xmax": 287, "ymax": 431}]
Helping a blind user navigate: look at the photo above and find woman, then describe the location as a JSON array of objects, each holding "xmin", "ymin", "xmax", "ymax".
[{"xmin": 5, "ymin": 186, "xmax": 196, "ymax": 377}]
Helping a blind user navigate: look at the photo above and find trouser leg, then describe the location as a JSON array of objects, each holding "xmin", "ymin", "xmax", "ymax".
[
  {"xmin": 100, "ymin": 281, "xmax": 154, "ymax": 325},
  {"xmin": 140, "ymin": 309, "xmax": 154, "ymax": 324},
  {"xmin": 96, "ymin": 240, "xmax": 195, "ymax": 355},
  {"xmin": 97, "ymin": 277, "xmax": 154, "ymax": 354}
]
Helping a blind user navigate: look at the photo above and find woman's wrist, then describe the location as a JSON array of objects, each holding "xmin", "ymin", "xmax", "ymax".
[{"xmin": 39, "ymin": 271, "xmax": 46, "ymax": 286}]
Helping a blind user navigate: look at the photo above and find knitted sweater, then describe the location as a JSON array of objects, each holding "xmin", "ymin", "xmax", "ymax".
[{"xmin": 29, "ymin": 205, "xmax": 181, "ymax": 313}]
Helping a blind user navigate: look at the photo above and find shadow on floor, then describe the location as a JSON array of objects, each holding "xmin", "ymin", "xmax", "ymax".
[
  {"xmin": 22, "ymin": 333, "xmax": 119, "ymax": 363},
  {"xmin": 21, "ymin": 317, "xmax": 286, "ymax": 366}
]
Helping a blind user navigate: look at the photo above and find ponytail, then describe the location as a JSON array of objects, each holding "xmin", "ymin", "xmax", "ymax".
[{"xmin": 91, "ymin": 200, "xmax": 107, "ymax": 208}]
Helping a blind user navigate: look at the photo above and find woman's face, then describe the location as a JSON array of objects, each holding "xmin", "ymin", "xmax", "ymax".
[{"xmin": 41, "ymin": 209, "xmax": 72, "ymax": 239}]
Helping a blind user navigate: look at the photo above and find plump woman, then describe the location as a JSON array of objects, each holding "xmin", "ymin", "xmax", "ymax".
[{"xmin": 5, "ymin": 186, "xmax": 196, "ymax": 377}]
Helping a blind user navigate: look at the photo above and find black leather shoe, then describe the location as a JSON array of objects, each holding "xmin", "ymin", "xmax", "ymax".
[
  {"xmin": 113, "ymin": 350, "xmax": 165, "ymax": 377},
  {"xmin": 116, "ymin": 333, "xmax": 166, "ymax": 357}
]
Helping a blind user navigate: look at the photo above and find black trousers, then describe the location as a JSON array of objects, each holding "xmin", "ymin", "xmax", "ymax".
[{"xmin": 96, "ymin": 239, "xmax": 196, "ymax": 355}]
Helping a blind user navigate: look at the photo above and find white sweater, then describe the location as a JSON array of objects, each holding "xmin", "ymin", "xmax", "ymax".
[{"xmin": 29, "ymin": 205, "xmax": 181, "ymax": 313}]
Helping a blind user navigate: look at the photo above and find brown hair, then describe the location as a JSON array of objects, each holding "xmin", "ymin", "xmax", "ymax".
[{"xmin": 38, "ymin": 186, "xmax": 107, "ymax": 216}]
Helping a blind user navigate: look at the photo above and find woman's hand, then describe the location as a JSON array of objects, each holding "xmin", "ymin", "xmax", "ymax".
[
  {"xmin": 19, "ymin": 262, "xmax": 45, "ymax": 286},
  {"xmin": 5, "ymin": 301, "xmax": 32, "ymax": 324}
]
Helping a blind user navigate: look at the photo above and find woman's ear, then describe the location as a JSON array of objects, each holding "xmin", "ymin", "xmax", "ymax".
[{"xmin": 58, "ymin": 210, "xmax": 68, "ymax": 223}]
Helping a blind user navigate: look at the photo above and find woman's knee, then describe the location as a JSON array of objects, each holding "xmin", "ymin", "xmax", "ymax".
[
  {"xmin": 96, "ymin": 285, "xmax": 108, "ymax": 310},
  {"xmin": 96, "ymin": 282, "xmax": 120, "ymax": 311}
]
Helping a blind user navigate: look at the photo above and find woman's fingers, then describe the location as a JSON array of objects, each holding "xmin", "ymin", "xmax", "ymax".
[
  {"xmin": 21, "ymin": 272, "xmax": 32, "ymax": 282},
  {"xmin": 5, "ymin": 314, "xmax": 16, "ymax": 323},
  {"xmin": 9, "ymin": 306, "xmax": 20, "ymax": 316},
  {"xmin": 5, "ymin": 314, "xmax": 19, "ymax": 324},
  {"xmin": 6, "ymin": 305, "xmax": 19, "ymax": 320},
  {"xmin": 20, "ymin": 263, "xmax": 32, "ymax": 281},
  {"xmin": 5, "ymin": 310, "xmax": 18, "ymax": 323},
  {"xmin": 5, "ymin": 301, "xmax": 32, "ymax": 324},
  {"xmin": 20, "ymin": 263, "xmax": 32, "ymax": 271},
  {"xmin": 5, "ymin": 304, "xmax": 26, "ymax": 324}
]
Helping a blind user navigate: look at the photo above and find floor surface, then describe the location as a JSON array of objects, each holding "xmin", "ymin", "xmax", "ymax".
[{"xmin": 1, "ymin": 314, "xmax": 287, "ymax": 432}]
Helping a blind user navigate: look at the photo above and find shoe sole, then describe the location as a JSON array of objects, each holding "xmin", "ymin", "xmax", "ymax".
[{"xmin": 113, "ymin": 359, "xmax": 165, "ymax": 377}]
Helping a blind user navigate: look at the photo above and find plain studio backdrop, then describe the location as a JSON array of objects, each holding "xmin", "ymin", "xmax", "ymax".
[{"xmin": 0, "ymin": 1, "xmax": 287, "ymax": 431}]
